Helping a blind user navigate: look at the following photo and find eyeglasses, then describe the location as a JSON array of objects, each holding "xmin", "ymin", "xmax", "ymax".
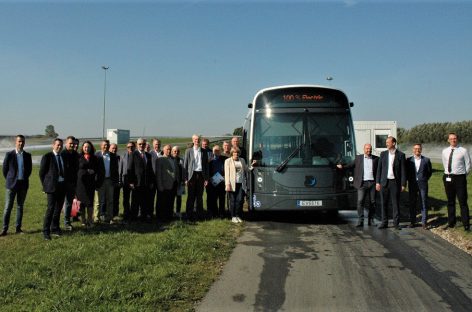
[{"xmin": 127, "ymin": 146, "xmax": 133, "ymax": 148}]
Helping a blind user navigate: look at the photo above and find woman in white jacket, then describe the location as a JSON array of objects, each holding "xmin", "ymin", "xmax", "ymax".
[{"xmin": 224, "ymin": 147, "xmax": 249, "ymax": 223}]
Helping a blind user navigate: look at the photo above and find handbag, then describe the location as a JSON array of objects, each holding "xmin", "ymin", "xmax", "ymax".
[{"xmin": 71, "ymin": 198, "xmax": 81, "ymax": 217}]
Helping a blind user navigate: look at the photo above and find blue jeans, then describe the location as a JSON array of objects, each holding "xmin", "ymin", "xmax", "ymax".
[{"xmin": 3, "ymin": 185, "xmax": 28, "ymax": 232}]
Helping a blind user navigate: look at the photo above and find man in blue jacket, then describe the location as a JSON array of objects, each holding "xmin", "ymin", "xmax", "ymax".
[
  {"xmin": 1, "ymin": 135, "xmax": 32, "ymax": 236},
  {"xmin": 406, "ymin": 144, "xmax": 432, "ymax": 229}
]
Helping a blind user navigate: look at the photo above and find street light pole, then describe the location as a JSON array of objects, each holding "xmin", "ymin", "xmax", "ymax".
[{"xmin": 101, "ymin": 66, "xmax": 109, "ymax": 139}]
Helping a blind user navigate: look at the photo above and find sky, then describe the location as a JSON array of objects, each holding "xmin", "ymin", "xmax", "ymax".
[{"xmin": 1, "ymin": 0, "xmax": 471, "ymax": 138}]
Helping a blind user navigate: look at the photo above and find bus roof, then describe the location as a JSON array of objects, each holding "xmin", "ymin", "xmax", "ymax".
[{"xmin": 252, "ymin": 84, "xmax": 345, "ymax": 103}]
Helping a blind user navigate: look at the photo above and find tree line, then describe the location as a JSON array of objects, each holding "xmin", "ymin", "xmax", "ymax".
[{"xmin": 398, "ymin": 120, "xmax": 472, "ymax": 144}]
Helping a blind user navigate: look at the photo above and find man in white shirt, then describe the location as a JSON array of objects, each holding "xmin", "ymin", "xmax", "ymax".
[
  {"xmin": 441, "ymin": 132, "xmax": 471, "ymax": 231},
  {"xmin": 184, "ymin": 134, "xmax": 209, "ymax": 221},
  {"xmin": 376, "ymin": 136, "xmax": 407, "ymax": 230}
]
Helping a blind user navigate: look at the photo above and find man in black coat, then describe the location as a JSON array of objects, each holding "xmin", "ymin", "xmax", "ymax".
[
  {"xmin": 61, "ymin": 135, "xmax": 79, "ymax": 230},
  {"xmin": 376, "ymin": 136, "xmax": 407, "ymax": 230},
  {"xmin": 339, "ymin": 143, "xmax": 379, "ymax": 227},
  {"xmin": 128, "ymin": 138, "xmax": 155, "ymax": 221},
  {"xmin": 39, "ymin": 138, "xmax": 69, "ymax": 240},
  {"xmin": 1, "ymin": 135, "xmax": 32, "ymax": 236}
]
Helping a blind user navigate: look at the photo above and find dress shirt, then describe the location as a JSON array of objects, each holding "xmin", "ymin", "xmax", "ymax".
[
  {"xmin": 442, "ymin": 146, "xmax": 471, "ymax": 175},
  {"xmin": 102, "ymin": 152, "xmax": 111, "ymax": 178},
  {"xmin": 387, "ymin": 149, "xmax": 396, "ymax": 179},
  {"xmin": 16, "ymin": 149, "xmax": 24, "ymax": 180},
  {"xmin": 193, "ymin": 147, "xmax": 202, "ymax": 172},
  {"xmin": 363, "ymin": 155, "xmax": 374, "ymax": 181},
  {"xmin": 414, "ymin": 156, "xmax": 421, "ymax": 174}
]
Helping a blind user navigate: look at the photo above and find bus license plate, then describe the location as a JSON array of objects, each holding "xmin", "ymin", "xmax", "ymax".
[{"xmin": 297, "ymin": 200, "xmax": 322, "ymax": 207}]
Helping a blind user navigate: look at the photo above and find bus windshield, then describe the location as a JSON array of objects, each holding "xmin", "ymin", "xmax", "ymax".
[{"xmin": 251, "ymin": 111, "xmax": 355, "ymax": 167}]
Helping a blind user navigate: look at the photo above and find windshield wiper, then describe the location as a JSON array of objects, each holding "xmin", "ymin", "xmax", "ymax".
[{"xmin": 275, "ymin": 143, "xmax": 304, "ymax": 172}]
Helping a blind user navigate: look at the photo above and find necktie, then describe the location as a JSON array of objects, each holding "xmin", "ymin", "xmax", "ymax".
[
  {"xmin": 448, "ymin": 148, "xmax": 454, "ymax": 174},
  {"xmin": 56, "ymin": 155, "xmax": 64, "ymax": 177}
]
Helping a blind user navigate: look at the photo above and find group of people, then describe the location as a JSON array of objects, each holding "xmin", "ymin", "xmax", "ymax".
[
  {"xmin": 340, "ymin": 133, "xmax": 470, "ymax": 231},
  {"xmin": 1, "ymin": 134, "xmax": 250, "ymax": 240}
]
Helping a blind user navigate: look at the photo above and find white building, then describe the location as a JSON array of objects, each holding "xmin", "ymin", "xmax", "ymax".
[{"xmin": 354, "ymin": 121, "xmax": 397, "ymax": 156}]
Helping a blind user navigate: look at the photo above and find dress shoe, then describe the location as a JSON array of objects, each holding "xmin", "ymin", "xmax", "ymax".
[
  {"xmin": 368, "ymin": 219, "xmax": 375, "ymax": 226},
  {"xmin": 443, "ymin": 224, "xmax": 455, "ymax": 230},
  {"xmin": 15, "ymin": 228, "xmax": 25, "ymax": 234},
  {"xmin": 377, "ymin": 224, "xmax": 387, "ymax": 229},
  {"xmin": 0, "ymin": 230, "xmax": 7, "ymax": 237},
  {"xmin": 355, "ymin": 223, "xmax": 364, "ymax": 228},
  {"xmin": 52, "ymin": 230, "xmax": 63, "ymax": 237},
  {"xmin": 395, "ymin": 225, "xmax": 402, "ymax": 230},
  {"xmin": 44, "ymin": 234, "xmax": 52, "ymax": 241}
]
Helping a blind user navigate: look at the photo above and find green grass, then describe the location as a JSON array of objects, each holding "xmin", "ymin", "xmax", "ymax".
[{"xmin": 0, "ymin": 166, "xmax": 241, "ymax": 311}]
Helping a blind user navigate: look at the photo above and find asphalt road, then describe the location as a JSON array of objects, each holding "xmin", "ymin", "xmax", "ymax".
[{"xmin": 197, "ymin": 211, "xmax": 472, "ymax": 312}]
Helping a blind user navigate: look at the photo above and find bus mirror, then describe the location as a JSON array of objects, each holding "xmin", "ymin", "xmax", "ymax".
[
  {"xmin": 349, "ymin": 102, "xmax": 354, "ymax": 107},
  {"xmin": 345, "ymin": 140, "xmax": 353, "ymax": 152},
  {"xmin": 248, "ymin": 103, "xmax": 253, "ymax": 108}
]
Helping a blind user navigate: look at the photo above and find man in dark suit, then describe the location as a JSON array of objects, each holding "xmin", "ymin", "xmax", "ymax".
[
  {"xmin": 95, "ymin": 140, "xmax": 119, "ymax": 224},
  {"xmin": 406, "ymin": 144, "xmax": 432, "ymax": 229},
  {"xmin": 339, "ymin": 143, "xmax": 379, "ymax": 227},
  {"xmin": 184, "ymin": 134, "xmax": 209, "ymax": 221},
  {"xmin": 1, "ymin": 135, "xmax": 32, "ymax": 236},
  {"xmin": 376, "ymin": 136, "xmax": 407, "ymax": 230},
  {"xmin": 109, "ymin": 143, "xmax": 120, "ymax": 218},
  {"xmin": 39, "ymin": 138, "xmax": 69, "ymax": 240},
  {"xmin": 119, "ymin": 141, "xmax": 135, "ymax": 223},
  {"xmin": 128, "ymin": 138, "xmax": 155, "ymax": 222},
  {"xmin": 61, "ymin": 135, "xmax": 79, "ymax": 230}
]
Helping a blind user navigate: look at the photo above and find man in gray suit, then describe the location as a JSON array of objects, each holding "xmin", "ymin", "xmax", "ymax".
[
  {"xmin": 184, "ymin": 134, "xmax": 209, "ymax": 221},
  {"xmin": 155, "ymin": 144, "xmax": 177, "ymax": 222}
]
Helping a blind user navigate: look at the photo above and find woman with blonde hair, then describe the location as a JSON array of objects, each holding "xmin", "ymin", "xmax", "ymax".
[{"xmin": 224, "ymin": 147, "xmax": 249, "ymax": 223}]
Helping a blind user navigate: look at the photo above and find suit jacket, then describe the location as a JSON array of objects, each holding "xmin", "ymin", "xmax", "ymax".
[
  {"xmin": 95, "ymin": 151, "xmax": 119, "ymax": 187},
  {"xmin": 150, "ymin": 149, "xmax": 163, "ymax": 173},
  {"xmin": 407, "ymin": 155, "xmax": 432, "ymax": 188},
  {"xmin": 376, "ymin": 149, "xmax": 407, "ymax": 188},
  {"xmin": 128, "ymin": 150, "xmax": 154, "ymax": 187},
  {"xmin": 2, "ymin": 150, "xmax": 32, "ymax": 190},
  {"xmin": 183, "ymin": 146, "xmax": 209, "ymax": 182},
  {"xmin": 156, "ymin": 156, "xmax": 176, "ymax": 192},
  {"xmin": 39, "ymin": 151, "xmax": 69, "ymax": 193},
  {"xmin": 224, "ymin": 157, "xmax": 249, "ymax": 192},
  {"xmin": 346, "ymin": 154, "xmax": 379, "ymax": 189},
  {"xmin": 61, "ymin": 149, "xmax": 79, "ymax": 187},
  {"xmin": 119, "ymin": 152, "xmax": 132, "ymax": 184}
]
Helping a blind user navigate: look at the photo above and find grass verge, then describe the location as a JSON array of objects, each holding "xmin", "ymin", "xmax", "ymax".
[{"xmin": 0, "ymin": 166, "xmax": 241, "ymax": 311}]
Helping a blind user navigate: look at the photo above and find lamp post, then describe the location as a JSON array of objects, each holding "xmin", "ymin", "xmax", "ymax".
[{"xmin": 102, "ymin": 66, "xmax": 109, "ymax": 139}]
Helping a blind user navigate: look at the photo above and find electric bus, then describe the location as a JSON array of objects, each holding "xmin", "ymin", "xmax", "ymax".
[{"xmin": 243, "ymin": 85, "xmax": 357, "ymax": 212}]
